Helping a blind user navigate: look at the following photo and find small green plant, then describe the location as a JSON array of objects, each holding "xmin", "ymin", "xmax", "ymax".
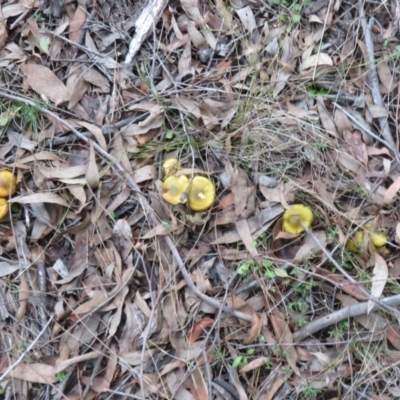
[
  {"xmin": 214, "ymin": 349, "xmax": 224, "ymax": 362},
  {"xmin": 161, "ymin": 220, "xmax": 172, "ymax": 230},
  {"xmin": 165, "ymin": 130, "xmax": 175, "ymax": 139},
  {"xmin": 328, "ymin": 320, "xmax": 349, "ymax": 339},
  {"xmin": 302, "ymin": 384, "xmax": 322, "ymax": 399},
  {"xmin": 55, "ymin": 371, "xmax": 68, "ymax": 383},
  {"xmin": 231, "ymin": 349, "xmax": 255, "ymax": 368},
  {"xmin": 237, "ymin": 259, "xmax": 255, "ymax": 276}
]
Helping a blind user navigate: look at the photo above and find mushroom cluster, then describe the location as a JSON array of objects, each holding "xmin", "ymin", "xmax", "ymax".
[
  {"xmin": 161, "ymin": 158, "xmax": 215, "ymax": 212},
  {"xmin": 346, "ymin": 224, "xmax": 387, "ymax": 252},
  {"xmin": 0, "ymin": 170, "xmax": 17, "ymax": 220}
]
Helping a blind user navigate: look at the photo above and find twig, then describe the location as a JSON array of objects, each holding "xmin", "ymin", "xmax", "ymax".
[
  {"xmin": 293, "ymin": 294, "xmax": 400, "ymax": 342},
  {"xmin": 0, "ymin": 89, "xmax": 252, "ymax": 323},
  {"xmin": 359, "ymin": 5, "xmax": 396, "ymax": 151},
  {"xmin": 0, "ymin": 315, "xmax": 54, "ymax": 381}
]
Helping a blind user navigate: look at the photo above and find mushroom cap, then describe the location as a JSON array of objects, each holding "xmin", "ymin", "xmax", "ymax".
[
  {"xmin": 188, "ymin": 176, "xmax": 215, "ymax": 211},
  {"xmin": 371, "ymin": 232, "xmax": 387, "ymax": 248},
  {"xmin": 346, "ymin": 230, "xmax": 364, "ymax": 251},
  {"xmin": 0, "ymin": 198, "xmax": 8, "ymax": 220},
  {"xmin": 282, "ymin": 204, "xmax": 314, "ymax": 234},
  {"xmin": 163, "ymin": 158, "xmax": 182, "ymax": 176},
  {"xmin": 0, "ymin": 170, "xmax": 17, "ymax": 198},
  {"xmin": 162, "ymin": 175, "xmax": 190, "ymax": 205}
]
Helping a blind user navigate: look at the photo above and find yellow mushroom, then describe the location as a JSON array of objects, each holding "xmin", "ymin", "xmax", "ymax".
[
  {"xmin": 0, "ymin": 198, "xmax": 8, "ymax": 220},
  {"xmin": 163, "ymin": 158, "xmax": 182, "ymax": 177},
  {"xmin": 0, "ymin": 170, "xmax": 17, "ymax": 198},
  {"xmin": 282, "ymin": 204, "xmax": 314, "ymax": 235},
  {"xmin": 371, "ymin": 232, "xmax": 387, "ymax": 248},
  {"xmin": 188, "ymin": 176, "xmax": 215, "ymax": 211},
  {"xmin": 162, "ymin": 175, "xmax": 190, "ymax": 205},
  {"xmin": 346, "ymin": 231, "xmax": 364, "ymax": 252}
]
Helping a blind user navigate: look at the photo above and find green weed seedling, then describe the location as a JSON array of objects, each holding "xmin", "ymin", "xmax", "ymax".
[
  {"xmin": 231, "ymin": 349, "xmax": 255, "ymax": 369},
  {"xmin": 302, "ymin": 384, "xmax": 322, "ymax": 399},
  {"xmin": 55, "ymin": 371, "xmax": 68, "ymax": 383}
]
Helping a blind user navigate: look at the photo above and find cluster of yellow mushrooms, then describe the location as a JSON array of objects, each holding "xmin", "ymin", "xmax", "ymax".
[
  {"xmin": 282, "ymin": 204, "xmax": 387, "ymax": 252},
  {"xmin": 0, "ymin": 170, "xmax": 17, "ymax": 219},
  {"xmin": 161, "ymin": 159, "xmax": 215, "ymax": 211}
]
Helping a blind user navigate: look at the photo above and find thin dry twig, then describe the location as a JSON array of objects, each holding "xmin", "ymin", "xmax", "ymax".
[
  {"xmin": 359, "ymin": 4, "xmax": 396, "ymax": 151},
  {"xmin": 0, "ymin": 89, "xmax": 252, "ymax": 323},
  {"xmin": 293, "ymin": 294, "xmax": 400, "ymax": 342}
]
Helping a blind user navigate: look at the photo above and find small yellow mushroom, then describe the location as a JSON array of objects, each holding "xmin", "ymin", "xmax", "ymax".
[
  {"xmin": 188, "ymin": 176, "xmax": 215, "ymax": 211},
  {"xmin": 371, "ymin": 232, "xmax": 387, "ymax": 248},
  {"xmin": 282, "ymin": 204, "xmax": 314, "ymax": 235},
  {"xmin": 346, "ymin": 231, "xmax": 364, "ymax": 252},
  {"xmin": 0, "ymin": 170, "xmax": 17, "ymax": 198},
  {"xmin": 163, "ymin": 158, "xmax": 182, "ymax": 177},
  {"xmin": 162, "ymin": 175, "xmax": 190, "ymax": 205},
  {"xmin": 0, "ymin": 198, "xmax": 8, "ymax": 220}
]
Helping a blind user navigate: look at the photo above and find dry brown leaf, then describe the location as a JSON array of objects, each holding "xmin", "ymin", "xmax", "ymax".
[
  {"xmin": 134, "ymin": 165, "xmax": 157, "ymax": 183},
  {"xmin": 343, "ymin": 130, "xmax": 368, "ymax": 168},
  {"xmin": 69, "ymin": 6, "xmax": 86, "ymax": 43},
  {"xmin": 191, "ymin": 369, "xmax": 209, "ymax": 400},
  {"xmin": 236, "ymin": 6, "xmax": 256, "ymax": 33},
  {"xmin": 186, "ymin": 318, "xmax": 214, "ymax": 346},
  {"xmin": 243, "ymin": 312, "xmax": 262, "ymax": 344},
  {"xmin": 20, "ymin": 64, "xmax": 69, "ymax": 105},
  {"xmin": 66, "ymin": 68, "xmax": 87, "ymax": 109},
  {"xmin": 181, "ymin": 0, "xmax": 205, "ymax": 25},
  {"xmin": 235, "ymin": 218, "xmax": 258, "ymax": 257},
  {"xmin": 10, "ymin": 192, "xmax": 69, "ymax": 207},
  {"xmin": 293, "ymin": 230, "xmax": 326, "ymax": 263},
  {"xmin": 387, "ymin": 325, "xmax": 400, "ymax": 351},
  {"xmin": 384, "ymin": 176, "xmax": 400, "ymax": 203},
  {"xmin": 75, "ymin": 120, "xmax": 108, "ymax": 151},
  {"xmin": 0, "ymin": 363, "xmax": 56, "ymax": 384},
  {"xmin": 239, "ymin": 357, "xmax": 269, "ymax": 374},
  {"xmin": 368, "ymin": 252, "xmax": 388, "ymax": 313},
  {"xmin": 333, "ymin": 108, "xmax": 352, "ymax": 135},
  {"xmin": 377, "ymin": 61, "xmax": 394, "ymax": 91},
  {"xmin": 300, "ymin": 53, "xmax": 333, "ymax": 71},
  {"xmin": 315, "ymin": 267, "xmax": 368, "ymax": 301},
  {"xmin": 317, "ymin": 97, "xmax": 339, "ymax": 137},
  {"xmin": 270, "ymin": 311, "xmax": 299, "ymax": 375},
  {"xmin": 86, "ymin": 142, "xmax": 100, "ymax": 189},
  {"xmin": 178, "ymin": 38, "xmax": 192, "ymax": 74}
]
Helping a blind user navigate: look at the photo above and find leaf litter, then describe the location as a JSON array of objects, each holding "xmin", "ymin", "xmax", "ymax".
[{"xmin": 1, "ymin": 0, "xmax": 400, "ymax": 399}]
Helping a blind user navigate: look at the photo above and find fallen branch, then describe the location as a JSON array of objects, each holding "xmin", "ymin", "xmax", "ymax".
[
  {"xmin": 0, "ymin": 89, "xmax": 252, "ymax": 323},
  {"xmin": 125, "ymin": 0, "xmax": 168, "ymax": 64},
  {"xmin": 293, "ymin": 294, "xmax": 400, "ymax": 342},
  {"xmin": 359, "ymin": 4, "xmax": 396, "ymax": 151}
]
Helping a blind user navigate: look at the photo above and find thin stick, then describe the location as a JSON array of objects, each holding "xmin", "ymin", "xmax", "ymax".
[
  {"xmin": 293, "ymin": 294, "xmax": 400, "ymax": 342},
  {"xmin": 0, "ymin": 315, "xmax": 54, "ymax": 381},
  {"xmin": 359, "ymin": 5, "xmax": 396, "ymax": 150},
  {"xmin": 0, "ymin": 89, "xmax": 251, "ymax": 322}
]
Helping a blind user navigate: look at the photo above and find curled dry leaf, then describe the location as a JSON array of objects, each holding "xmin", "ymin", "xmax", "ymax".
[
  {"xmin": 186, "ymin": 317, "xmax": 214, "ymax": 346},
  {"xmin": 384, "ymin": 175, "xmax": 400, "ymax": 204},
  {"xmin": 368, "ymin": 252, "xmax": 388, "ymax": 313},
  {"xmin": 300, "ymin": 53, "xmax": 333, "ymax": 71}
]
